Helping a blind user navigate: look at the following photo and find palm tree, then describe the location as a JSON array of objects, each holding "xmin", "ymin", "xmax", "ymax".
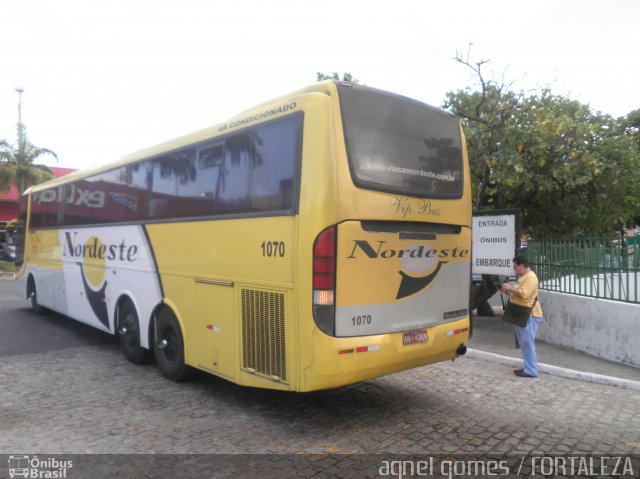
[{"xmin": 0, "ymin": 122, "xmax": 58, "ymax": 194}]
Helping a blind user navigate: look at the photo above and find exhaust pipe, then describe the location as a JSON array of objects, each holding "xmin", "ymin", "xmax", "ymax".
[{"xmin": 456, "ymin": 344, "xmax": 467, "ymax": 356}]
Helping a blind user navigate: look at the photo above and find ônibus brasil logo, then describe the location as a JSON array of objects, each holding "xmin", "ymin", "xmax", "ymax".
[
  {"xmin": 347, "ymin": 240, "xmax": 469, "ymax": 299},
  {"xmin": 8, "ymin": 455, "xmax": 73, "ymax": 478},
  {"xmin": 62, "ymin": 232, "xmax": 139, "ymax": 328}
]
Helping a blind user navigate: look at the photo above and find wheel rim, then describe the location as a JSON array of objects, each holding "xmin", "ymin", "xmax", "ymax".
[
  {"xmin": 160, "ymin": 326, "xmax": 178, "ymax": 362},
  {"xmin": 29, "ymin": 281, "xmax": 36, "ymax": 304},
  {"xmin": 122, "ymin": 312, "xmax": 138, "ymax": 349},
  {"xmin": 30, "ymin": 289, "xmax": 38, "ymax": 308}
]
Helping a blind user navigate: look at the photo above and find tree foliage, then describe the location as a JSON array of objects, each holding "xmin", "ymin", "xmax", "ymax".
[
  {"xmin": 444, "ymin": 54, "xmax": 640, "ymax": 237},
  {"xmin": 0, "ymin": 122, "xmax": 57, "ymax": 195},
  {"xmin": 620, "ymin": 108, "xmax": 640, "ymax": 147}
]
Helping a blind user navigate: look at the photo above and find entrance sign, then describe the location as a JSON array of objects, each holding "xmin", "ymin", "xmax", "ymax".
[{"xmin": 472, "ymin": 211, "xmax": 518, "ymax": 277}]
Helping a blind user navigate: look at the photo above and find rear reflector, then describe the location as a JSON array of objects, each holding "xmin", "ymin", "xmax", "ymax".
[
  {"xmin": 445, "ymin": 328, "xmax": 470, "ymax": 336},
  {"xmin": 339, "ymin": 345, "xmax": 380, "ymax": 355}
]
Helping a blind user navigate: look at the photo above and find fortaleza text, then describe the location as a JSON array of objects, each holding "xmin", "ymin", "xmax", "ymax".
[
  {"xmin": 378, "ymin": 455, "xmax": 637, "ymax": 479},
  {"xmin": 378, "ymin": 455, "xmax": 635, "ymax": 478}
]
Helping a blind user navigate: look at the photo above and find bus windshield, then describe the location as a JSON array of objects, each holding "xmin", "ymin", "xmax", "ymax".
[
  {"xmin": 6, "ymin": 222, "xmax": 18, "ymax": 245},
  {"xmin": 338, "ymin": 84, "xmax": 463, "ymax": 199}
]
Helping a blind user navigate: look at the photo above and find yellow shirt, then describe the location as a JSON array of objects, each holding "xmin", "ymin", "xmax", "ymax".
[{"xmin": 511, "ymin": 270, "xmax": 543, "ymax": 317}]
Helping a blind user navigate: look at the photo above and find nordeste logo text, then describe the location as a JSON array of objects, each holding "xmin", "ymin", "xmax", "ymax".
[
  {"xmin": 347, "ymin": 240, "xmax": 469, "ymax": 261},
  {"xmin": 63, "ymin": 232, "xmax": 138, "ymax": 262},
  {"xmin": 347, "ymin": 240, "xmax": 469, "ymax": 299}
]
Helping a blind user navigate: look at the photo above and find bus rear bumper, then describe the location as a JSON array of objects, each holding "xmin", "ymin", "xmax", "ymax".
[{"xmin": 301, "ymin": 318, "xmax": 470, "ymax": 392}]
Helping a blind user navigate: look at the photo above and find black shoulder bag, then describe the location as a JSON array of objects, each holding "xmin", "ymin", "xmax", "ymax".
[{"xmin": 501, "ymin": 298, "xmax": 537, "ymax": 328}]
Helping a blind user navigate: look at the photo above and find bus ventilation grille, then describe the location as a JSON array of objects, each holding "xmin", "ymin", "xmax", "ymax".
[{"xmin": 241, "ymin": 288, "xmax": 287, "ymax": 382}]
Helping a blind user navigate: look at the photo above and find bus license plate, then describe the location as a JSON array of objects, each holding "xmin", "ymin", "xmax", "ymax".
[{"xmin": 403, "ymin": 329, "xmax": 428, "ymax": 345}]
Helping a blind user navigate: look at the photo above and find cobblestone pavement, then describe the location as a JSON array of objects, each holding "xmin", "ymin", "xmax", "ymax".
[
  {"xmin": 1, "ymin": 339, "xmax": 639, "ymax": 457},
  {"xmin": 2, "ymin": 276, "xmax": 640, "ymax": 477}
]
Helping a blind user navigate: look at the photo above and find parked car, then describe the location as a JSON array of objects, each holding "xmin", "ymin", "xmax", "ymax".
[{"xmin": 0, "ymin": 243, "xmax": 16, "ymax": 262}]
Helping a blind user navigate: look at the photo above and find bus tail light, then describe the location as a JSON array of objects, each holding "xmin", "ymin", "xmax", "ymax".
[{"xmin": 313, "ymin": 226, "xmax": 336, "ymax": 335}]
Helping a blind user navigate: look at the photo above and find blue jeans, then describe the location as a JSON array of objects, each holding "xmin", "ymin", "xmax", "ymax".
[{"xmin": 514, "ymin": 316, "xmax": 543, "ymax": 376}]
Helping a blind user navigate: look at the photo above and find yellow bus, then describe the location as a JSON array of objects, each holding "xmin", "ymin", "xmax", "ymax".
[{"xmin": 15, "ymin": 81, "xmax": 471, "ymax": 392}]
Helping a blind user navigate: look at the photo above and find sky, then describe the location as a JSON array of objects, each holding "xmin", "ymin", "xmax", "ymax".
[{"xmin": 2, "ymin": 0, "xmax": 639, "ymax": 170}]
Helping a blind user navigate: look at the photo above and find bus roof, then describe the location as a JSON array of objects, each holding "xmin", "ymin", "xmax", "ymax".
[
  {"xmin": 24, "ymin": 80, "xmax": 341, "ymax": 196},
  {"xmin": 24, "ymin": 80, "xmax": 452, "ymax": 196}
]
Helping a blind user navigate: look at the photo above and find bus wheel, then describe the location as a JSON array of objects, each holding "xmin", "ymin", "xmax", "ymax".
[
  {"xmin": 118, "ymin": 299, "xmax": 152, "ymax": 364},
  {"xmin": 27, "ymin": 276, "xmax": 45, "ymax": 315},
  {"xmin": 154, "ymin": 308, "xmax": 191, "ymax": 381}
]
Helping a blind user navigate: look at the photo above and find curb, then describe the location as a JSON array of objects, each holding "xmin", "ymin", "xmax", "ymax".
[{"xmin": 466, "ymin": 348, "xmax": 640, "ymax": 392}]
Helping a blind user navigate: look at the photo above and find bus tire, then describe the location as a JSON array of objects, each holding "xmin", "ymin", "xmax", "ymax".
[
  {"xmin": 118, "ymin": 298, "xmax": 152, "ymax": 364},
  {"xmin": 154, "ymin": 308, "xmax": 191, "ymax": 381},
  {"xmin": 27, "ymin": 276, "xmax": 45, "ymax": 315}
]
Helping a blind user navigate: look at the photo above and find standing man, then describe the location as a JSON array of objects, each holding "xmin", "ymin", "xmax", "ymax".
[{"xmin": 500, "ymin": 256, "xmax": 543, "ymax": 378}]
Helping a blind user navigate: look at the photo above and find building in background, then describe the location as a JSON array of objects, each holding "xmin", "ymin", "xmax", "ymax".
[{"xmin": 0, "ymin": 166, "xmax": 75, "ymax": 222}]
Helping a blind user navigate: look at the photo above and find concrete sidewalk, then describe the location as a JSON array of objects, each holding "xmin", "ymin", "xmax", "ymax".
[{"xmin": 468, "ymin": 311, "xmax": 640, "ymax": 390}]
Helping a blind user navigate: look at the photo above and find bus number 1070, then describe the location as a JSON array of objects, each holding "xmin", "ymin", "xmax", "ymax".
[
  {"xmin": 351, "ymin": 315, "xmax": 372, "ymax": 326},
  {"xmin": 261, "ymin": 241, "xmax": 285, "ymax": 257}
]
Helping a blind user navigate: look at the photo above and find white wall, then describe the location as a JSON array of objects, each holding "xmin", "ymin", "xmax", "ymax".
[{"xmin": 537, "ymin": 291, "xmax": 640, "ymax": 367}]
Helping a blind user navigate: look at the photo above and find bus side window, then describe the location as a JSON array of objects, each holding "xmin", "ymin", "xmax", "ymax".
[
  {"xmin": 216, "ymin": 135, "xmax": 250, "ymax": 214},
  {"xmin": 30, "ymin": 188, "xmax": 62, "ymax": 229},
  {"xmin": 176, "ymin": 144, "xmax": 222, "ymax": 217},
  {"xmin": 148, "ymin": 155, "xmax": 179, "ymax": 219},
  {"xmin": 248, "ymin": 116, "xmax": 300, "ymax": 213}
]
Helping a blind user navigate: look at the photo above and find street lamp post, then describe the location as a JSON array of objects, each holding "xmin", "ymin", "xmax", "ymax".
[{"xmin": 15, "ymin": 86, "xmax": 24, "ymax": 122}]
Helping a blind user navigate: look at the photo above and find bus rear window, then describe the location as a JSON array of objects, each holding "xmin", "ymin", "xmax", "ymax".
[{"xmin": 338, "ymin": 85, "xmax": 463, "ymax": 199}]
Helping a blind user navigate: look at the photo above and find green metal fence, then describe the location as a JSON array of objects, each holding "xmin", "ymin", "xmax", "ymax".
[{"xmin": 527, "ymin": 233, "xmax": 640, "ymax": 304}]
